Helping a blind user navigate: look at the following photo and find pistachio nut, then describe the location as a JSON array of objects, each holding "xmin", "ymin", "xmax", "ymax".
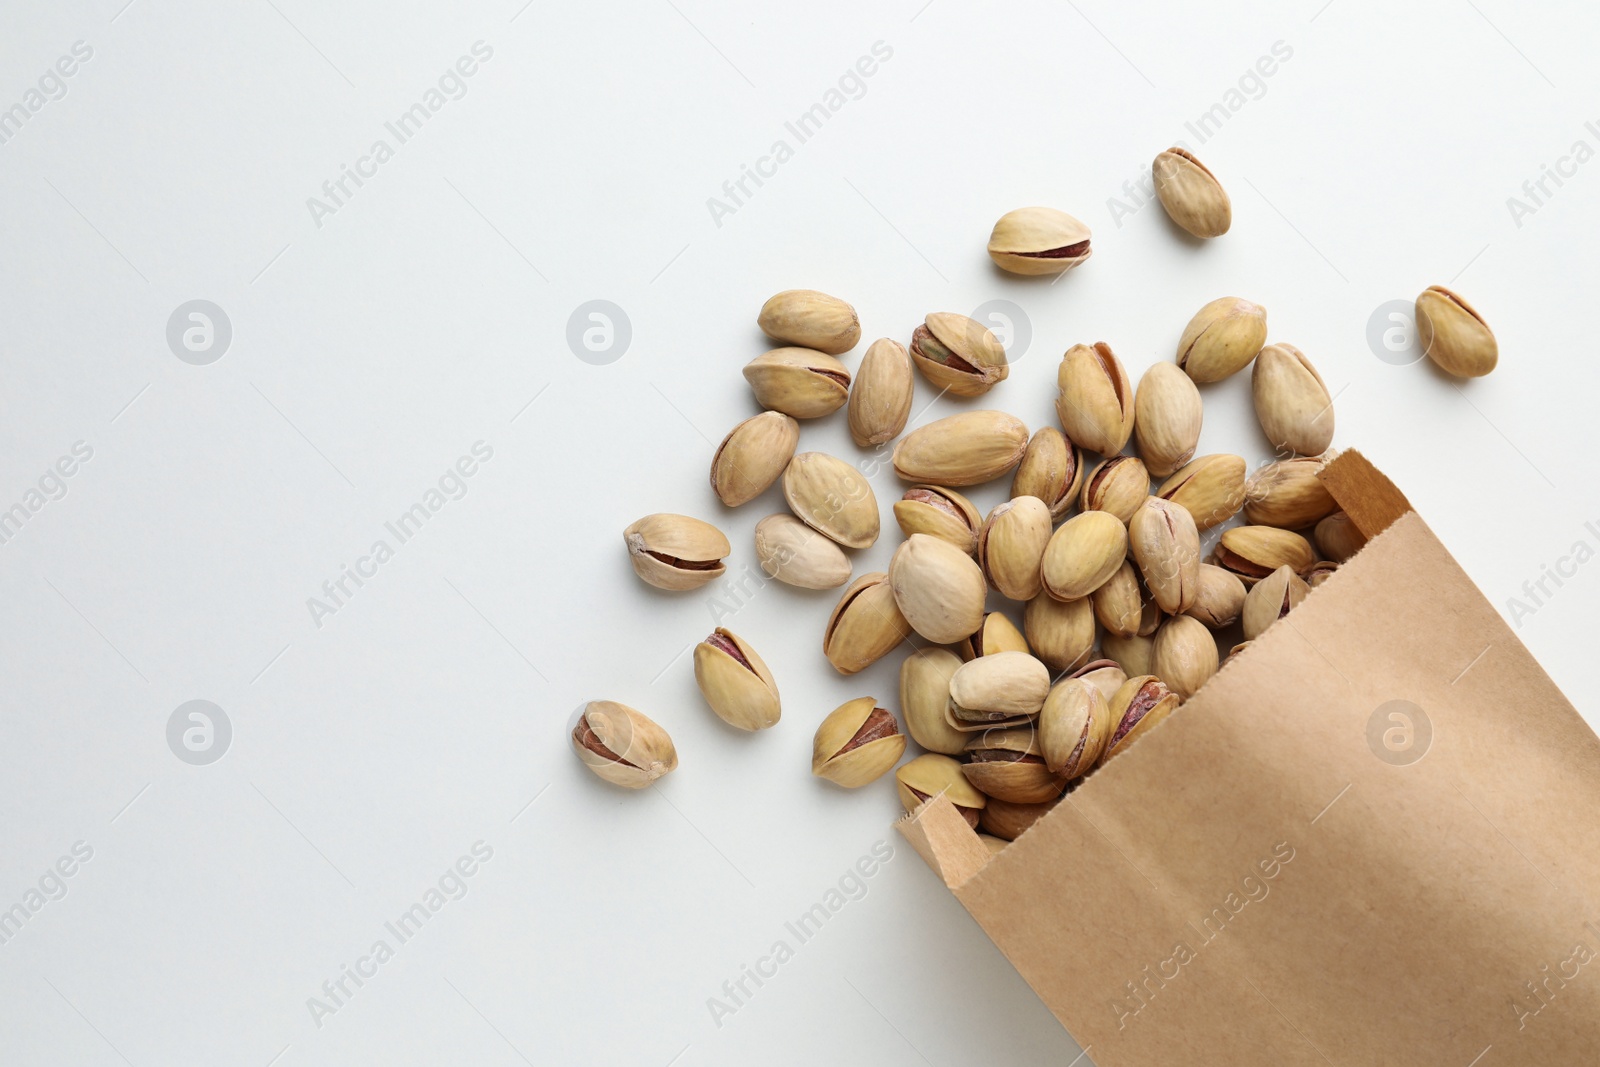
[
  {"xmin": 743, "ymin": 347, "xmax": 851, "ymax": 418},
  {"xmin": 978, "ymin": 496, "xmax": 1053, "ymax": 601},
  {"xmin": 953, "ymin": 611, "xmax": 1030, "ymax": 662},
  {"xmin": 624, "ymin": 513, "xmax": 730, "ymax": 590},
  {"xmin": 1185, "ymin": 564, "xmax": 1247, "ymax": 629},
  {"xmin": 889, "ymin": 534, "xmax": 988, "ymax": 644},
  {"xmin": 986, "ymin": 206, "xmax": 1093, "ymax": 275},
  {"xmin": 1086, "ymin": 560, "xmax": 1139, "ymax": 638},
  {"xmin": 1158, "ymin": 453, "xmax": 1247, "ymax": 531},
  {"xmin": 1244, "ymin": 456, "xmax": 1338, "ymax": 530},
  {"xmin": 782, "ymin": 451, "xmax": 880, "ymax": 549},
  {"xmin": 1150, "ymin": 615, "xmax": 1218, "ymax": 701},
  {"xmin": 693, "ymin": 629, "xmax": 781, "ymax": 731},
  {"xmin": 824, "ymin": 572, "xmax": 912, "ymax": 674},
  {"xmin": 1041, "ymin": 511, "xmax": 1128, "ymax": 602},
  {"xmin": 812, "ymin": 698, "xmax": 907, "ymax": 787},
  {"xmin": 1226, "ymin": 640, "xmax": 1252, "ymax": 663},
  {"xmin": 1241, "ymin": 564, "xmax": 1310, "ymax": 642},
  {"xmin": 1137, "ymin": 595, "xmax": 1165, "ymax": 637},
  {"xmin": 710, "ymin": 411, "xmax": 799, "ymax": 507},
  {"xmin": 896, "ymin": 753, "xmax": 988, "ymax": 828},
  {"xmin": 848, "ymin": 338, "xmax": 915, "ymax": 447},
  {"xmin": 1314, "ymin": 510, "xmax": 1366, "ymax": 564},
  {"xmin": 910, "ymin": 312, "xmax": 1009, "ymax": 396},
  {"xmin": 1214, "ymin": 525, "xmax": 1317, "ymax": 585},
  {"xmin": 572, "ymin": 701, "xmax": 677, "ymax": 789},
  {"xmin": 1152, "ymin": 147, "xmax": 1231, "ymax": 238},
  {"xmin": 1011, "ymin": 426, "xmax": 1085, "ymax": 520},
  {"xmin": 893, "ymin": 484, "xmax": 982, "ymax": 555},
  {"xmin": 1024, "ymin": 594, "xmax": 1096, "ymax": 673},
  {"xmin": 753, "ymin": 513, "xmax": 853, "ymax": 590},
  {"xmin": 1104, "ymin": 675, "xmax": 1180, "ymax": 761},
  {"xmin": 1133, "ymin": 361, "xmax": 1204, "ymax": 477},
  {"xmin": 1176, "ymin": 297, "xmax": 1267, "ymax": 383},
  {"xmin": 963, "ymin": 726, "xmax": 1067, "ymax": 804},
  {"xmin": 1039, "ymin": 677, "xmax": 1112, "ymax": 778},
  {"xmin": 757, "ymin": 289, "xmax": 860, "ymax": 355},
  {"xmin": 1128, "ymin": 497, "xmax": 1201, "ymax": 614},
  {"xmin": 1102, "ymin": 632, "xmax": 1156, "ymax": 678},
  {"xmin": 892, "ymin": 410, "xmax": 1029, "ymax": 486},
  {"xmin": 979, "ymin": 797, "xmax": 1058, "ymax": 841},
  {"xmin": 899, "ymin": 648, "xmax": 968, "ymax": 756},
  {"xmin": 1416, "ymin": 285, "xmax": 1497, "ymax": 378},
  {"xmin": 1071, "ymin": 658, "xmax": 1129, "ymax": 704},
  {"xmin": 948, "ymin": 651, "xmax": 1051, "ymax": 723},
  {"xmin": 1252, "ymin": 344, "xmax": 1335, "ymax": 456},
  {"xmin": 1056, "ymin": 342, "xmax": 1135, "ymax": 455},
  {"xmin": 1080, "ymin": 455, "xmax": 1151, "ymax": 525},
  {"xmin": 1305, "ymin": 560, "xmax": 1339, "ymax": 588}
]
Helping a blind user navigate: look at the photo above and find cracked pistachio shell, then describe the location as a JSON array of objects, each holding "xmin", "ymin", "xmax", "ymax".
[
  {"xmin": 953, "ymin": 611, "xmax": 1031, "ymax": 661},
  {"xmin": 1039, "ymin": 677, "xmax": 1112, "ymax": 778},
  {"xmin": 1092, "ymin": 560, "xmax": 1147, "ymax": 639},
  {"xmin": 889, "ymin": 534, "xmax": 988, "ymax": 645},
  {"xmin": 1072, "ymin": 659, "xmax": 1129, "ymax": 704},
  {"xmin": 1241, "ymin": 565, "xmax": 1310, "ymax": 642},
  {"xmin": 1185, "ymin": 564, "xmax": 1247, "ymax": 629},
  {"xmin": 893, "ymin": 484, "xmax": 981, "ymax": 554},
  {"xmin": 986, "ymin": 206, "xmax": 1093, "ymax": 275},
  {"xmin": 572, "ymin": 701, "xmax": 677, "ymax": 789},
  {"xmin": 624, "ymin": 513, "xmax": 730, "ymax": 590},
  {"xmin": 1416, "ymin": 286, "xmax": 1497, "ymax": 378},
  {"xmin": 694, "ymin": 629, "xmax": 780, "ymax": 731},
  {"xmin": 910, "ymin": 313, "xmax": 1009, "ymax": 397},
  {"xmin": 1152, "ymin": 147, "xmax": 1231, "ymax": 238},
  {"xmin": 1080, "ymin": 455, "xmax": 1151, "ymax": 525},
  {"xmin": 978, "ymin": 496, "xmax": 1053, "ymax": 601},
  {"xmin": 893, "ymin": 410, "xmax": 1029, "ymax": 486},
  {"xmin": 1158, "ymin": 454, "xmax": 1247, "ymax": 531},
  {"xmin": 1215, "ymin": 526, "xmax": 1316, "ymax": 586},
  {"xmin": 1056, "ymin": 343, "xmax": 1135, "ymax": 455},
  {"xmin": 753, "ymin": 513, "xmax": 852, "ymax": 590},
  {"xmin": 899, "ymin": 648, "xmax": 968, "ymax": 755},
  {"xmin": 710, "ymin": 411, "xmax": 799, "ymax": 507},
  {"xmin": 897, "ymin": 754, "xmax": 988, "ymax": 827},
  {"xmin": 1011, "ymin": 427, "xmax": 1085, "ymax": 520},
  {"xmin": 1305, "ymin": 560, "xmax": 1339, "ymax": 588},
  {"xmin": 1252, "ymin": 344, "xmax": 1334, "ymax": 456},
  {"xmin": 824, "ymin": 573, "xmax": 912, "ymax": 675},
  {"xmin": 812, "ymin": 697, "xmax": 906, "ymax": 787},
  {"xmin": 1134, "ymin": 362, "xmax": 1203, "ymax": 477},
  {"xmin": 757, "ymin": 289, "xmax": 859, "ymax": 355},
  {"xmin": 1128, "ymin": 497, "xmax": 1201, "ymax": 614},
  {"xmin": 1024, "ymin": 594, "xmax": 1096, "ymax": 673},
  {"xmin": 948, "ymin": 651, "xmax": 1051, "ymax": 722},
  {"xmin": 783, "ymin": 452, "xmax": 879, "ymax": 549},
  {"xmin": 1314, "ymin": 511, "xmax": 1367, "ymax": 564},
  {"xmin": 980, "ymin": 797, "xmax": 1058, "ymax": 841},
  {"xmin": 1176, "ymin": 297, "xmax": 1268, "ymax": 383},
  {"xmin": 744, "ymin": 348, "xmax": 851, "ymax": 418},
  {"xmin": 1102, "ymin": 633, "xmax": 1155, "ymax": 679},
  {"xmin": 1105, "ymin": 676, "xmax": 1180, "ymax": 760},
  {"xmin": 1150, "ymin": 615, "xmax": 1218, "ymax": 701},
  {"xmin": 1244, "ymin": 456, "xmax": 1339, "ymax": 530},
  {"xmin": 1041, "ymin": 511, "xmax": 1128, "ymax": 602},
  {"xmin": 963, "ymin": 726, "xmax": 1066, "ymax": 804},
  {"xmin": 848, "ymin": 338, "xmax": 914, "ymax": 447}
]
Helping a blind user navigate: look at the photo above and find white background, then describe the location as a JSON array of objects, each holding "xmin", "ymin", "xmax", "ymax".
[{"xmin": 1, "ymin": 1, "xmax": 1596, "ymax": 1064}]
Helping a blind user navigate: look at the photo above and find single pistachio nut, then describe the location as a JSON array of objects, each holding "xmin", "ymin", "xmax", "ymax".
[
  {"xmin": 1041, "ymin": 511, "xmax": 1128, "ymax": 602},
  {"xmin": 1092, "ymin": 560, "xmax": 1147, "ymax": 638},
  {"xmin": 1152, "ymin": 147, "xmax": 1231, "ymax": 238},
  {"xmin": 980, "ymin": 797, "xmax": 1058, "ymax": 841},
  {"xmin": 1102, "ymin": 633, "xmax": 1155, "ymax": 679},
  {"xmin": 693, "ymin": 629, "xmax": 780, "ymax": 731},
  {"xmin": 1071, "ymin": 658, "xmax": 1129, "ymax": 704},
  {"xmin": 1241, "ymin": 564, "xmax": 1310, "ymax": 642},
  {"xmin": 892, "ymin": 410, "xmax": 1029, "ymax": 486},
  {"xmin": 1039, "ymin": 677, "xmax": 1112, "ymax": 778},
  {"xmin": 1176, "ymin": 297, "xmax": 1268, "ymax": 383},
  {"xmin": 963, "ymin": 726, "xmax": 1066, "ymax": 804},
  {"xmin": 986, "ymin": 206, "xmax": 1093, "ymax": 275},
  {"xmin": 1305, "ymin": 560, "xmax": 1339, "ymax": 588},
  {"xmin": 1128, "ymin": 497, "xmax": 1201, "ymax": 614},
  {"xmin": 1244, "ymin": 456, "xmax": 1339, "ymax": 530},
  {"xmin": 909, "ymin": 313, "xmax": 1009, "ymax": 397},
  {"xmin": 812, "ymin": 698, "xmax": 907, "ymax": 788},
  {"xmin": 893, "ymin": 484, "xmax": 982, "ymax": 555},
  {"xmin": 1158, "ymin": 453, "xmax": 1247, "ymax": 531},
  {"xmin": 1416, "ymin": 286, "xmax": 1497, "ymax": 378},
  {"xmin": 1252, "ymin": 344, "xmax": 1335, "ymax": 456},
  {"xmin": 783, "ymin": 452, "xmax": 880, "ymax": 549},
  {"xmin": 948, "ymin": 651, "xmax": 1051, "ymax": 723},
  {"xmin": 848, "ymin": 338, "xmax": 915, "ymax": 447},
  {"xmin": 978, "ymin": 496, "xmax": 1053, "ymax": 601},
  {"xmin": 889, "ymin": 534, "xmax": 988, "ymax": 644},
  {"xmin": 743, "ymin": 347, "xmax": 851, "ymax": 419},
  {"xmin": 1136, "ymin": 595, "xmax": 1165, "ymax": 637},
  {"xmin": 1105, "ymin": 676, "xmax": 1180, "ymax": 761},
  {"xmin": 754, "ymin": 513, "xmax": 853, "ymax": 590},
  {"xmin": 757, "ymin": 289, "xmax": 859, "ymax": 355},
  {"xmin": 1215, "ymin": 526, "xmax": 1317, "ymax": 585},
  {"xmin": 1150, "ymin": 615, "xmax": 1218, "ymax": 701},
  {"xmin": 1024, "ymin": 594, "xmax": 1096, "ymax": 673},
  {"xmin": 1056, "ymin": 342, "xmax": 1135, "ymax": 455},
  {"xmin": 711, "ymin": 411, "xmax": 800, "ymax": 506},
  {"xmin": 1080, "ymin": 455, "xmax": 1151, "ymax": 525},
  {"xmin": 572, "ymin": 701, "xmax": 677, "ymax": 789},
  {"xmin": 1185, "ymin": 564, "xmax": 1248, "ymax": 629},
  {"xmin": 1134, "ymin": 361, "xmax": 1204, "ymax": 477},
  {"xmin": 824, "ymin": 573, "xmax": 912, "ymax": 675},
  {"xmin": 896, "ymin": 753, "xmax": 988, "ymax": 827},
  {"xmin": 899, "ymin": 648, "xmax": 968, "ymax": 755},
  {"xmin": 624, "ymin": 514, "xmax": 730, "ymax": 590},
  {"xmin": 1314, "ymin": 511, "xmax": 1366, "ymax": 564},
  {"xmin": 953, "ymin": 611, "xmax": 1031, "ymax": 662},
  {"xmin": 1011, "ymin": 426, "xmax": 1085, "ymax": 520}
]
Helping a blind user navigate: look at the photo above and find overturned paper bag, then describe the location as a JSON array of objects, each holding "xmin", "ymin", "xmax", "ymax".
[{"xmin": 900, "ymin": 451, "xmax": 1600, "ymax": 1065}]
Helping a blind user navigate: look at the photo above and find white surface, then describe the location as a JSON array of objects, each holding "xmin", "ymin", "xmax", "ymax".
[{"xmin": 1, "ymin": 1, "xmax": 1596, "ymax": 1064}]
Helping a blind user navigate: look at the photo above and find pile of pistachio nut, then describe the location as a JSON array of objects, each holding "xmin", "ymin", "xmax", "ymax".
[{"xmin": 574, "ymin": 147, "xmax": 1501, "ymax": 850}]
